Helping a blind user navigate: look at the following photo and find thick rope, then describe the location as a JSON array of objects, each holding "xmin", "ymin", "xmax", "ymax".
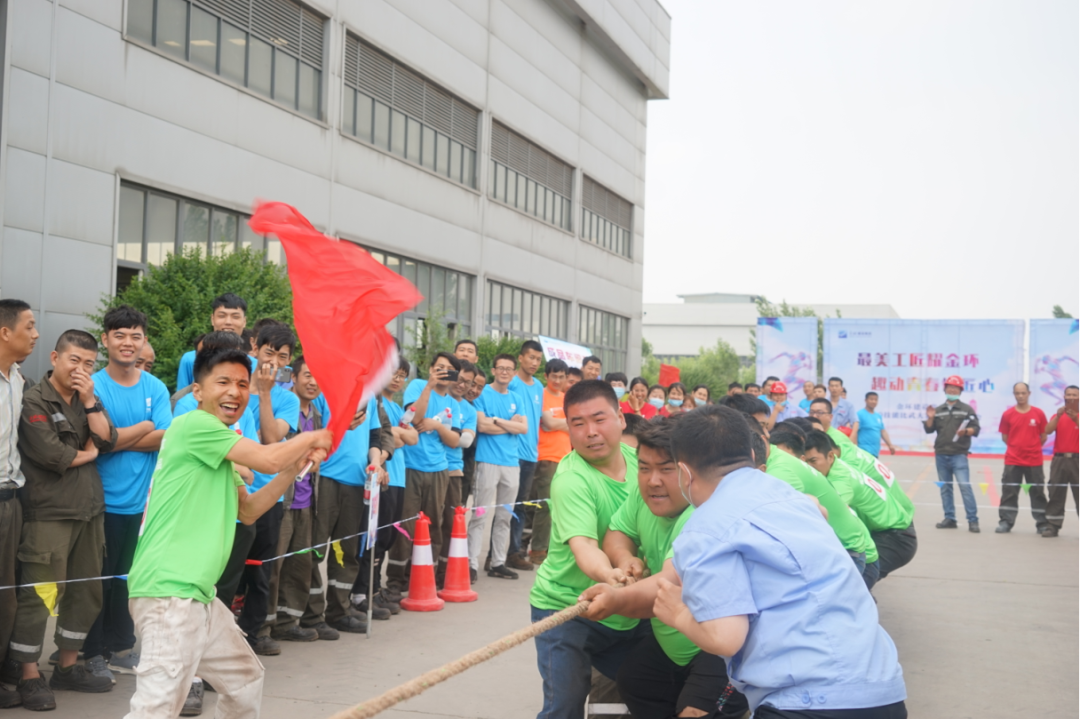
[{"xmin": 325, "ymin": 601, "xmax": 590, "ymax": 719}]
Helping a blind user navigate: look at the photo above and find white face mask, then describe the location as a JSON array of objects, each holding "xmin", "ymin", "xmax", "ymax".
[{"xmin": 677, "ymin": 462, "xmax": 697, "ymax": 509}]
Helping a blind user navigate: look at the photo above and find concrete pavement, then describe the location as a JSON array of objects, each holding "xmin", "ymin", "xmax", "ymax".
[{"xmin": 27, "ymin": 455, "xmax": 1079, "ymax": 718}]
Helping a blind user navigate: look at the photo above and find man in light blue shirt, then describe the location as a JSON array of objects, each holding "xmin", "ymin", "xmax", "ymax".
[
  {"xmin": 658, "ymin": 405, "xmax": 907, "ymax": 718},
  {"xmin": 764, "ymin": 381, "xmax": 807, "ymax": 429},
  {"xmin": 507, "ymin": 340, "xmax": 545, "ymax": 571},
  {"xmin": 828, "ymin": 376, "xmax": 859, "ymax": 430},
  {"xmin": 856, "ymin": 392, "xmax": 896, "ymax": 457},
  {"xmin": 174, "ymin": 293, "xmax": 250, "ymax": 390},
  {"xmin": 439, "ymin": 361, "xmax": 478, "ymax": 586}
]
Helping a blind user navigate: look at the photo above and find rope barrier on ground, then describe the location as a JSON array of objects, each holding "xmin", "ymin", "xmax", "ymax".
[{"xmin": 324, "ymin": 601, "xmax": 590, "ymax": 719}]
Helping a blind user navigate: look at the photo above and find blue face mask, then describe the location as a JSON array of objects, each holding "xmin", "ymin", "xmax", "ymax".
[
  {"xmin": 613, "ymin": 386, "xmax": 627, "ymax": 400},
  {"xmin": 945, "ymin": 393, "xmax": 960, "ymax": 404},
  {"xmin": 669, "ymin": 398, "xmax": 684, "ymax": 407},
  {"xmin": 648, "ymin": 397, "xmax": 665, "ymax": 410},
  {"xmin": 695, "ymin": 397, "xmax": 707, "ymax": 407}
]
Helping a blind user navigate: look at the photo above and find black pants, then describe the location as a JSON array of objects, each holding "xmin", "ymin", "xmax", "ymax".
[
  {"xmin": 238, "ymin": 503, "xmax": 284, "ymax": 638},
  {"xmin": 1046, "ymin": 454, "xmax": 1079, "ymax": 528},
  {"xmin": 998, "ymin": 464, "xmax": 1047, "ymax": 529},
  {"xmin": 353, "ymin": 485, "xmax": 403, "ymax": 597},
  {"xmin": 83, "ymin": 512, "xmax": 142, "ymax": 658},
  {"xmin": 755, "ymin": 701, "xmax": 907, "ymax": 718},
  {"xmin": 217, "ymin": 521, "xmax": 257, "ymax": 606},
  {"xmin": 616, "ymin": 630, "xmax": 748, "ymax": 719},
  {"xmin": 871, "ymin": 523, "xmax": 917, "ymax": 579}
]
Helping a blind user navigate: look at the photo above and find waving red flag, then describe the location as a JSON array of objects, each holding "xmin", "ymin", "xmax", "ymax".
[
  {"xmin": 658, "ymin": 363, "xmax": 681, "ymax": 388},
  {"xmin": 249, "ymin": 202, "xmax": 422, "ymax": 451}
]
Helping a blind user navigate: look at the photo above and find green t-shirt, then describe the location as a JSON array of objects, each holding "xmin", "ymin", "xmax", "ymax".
[
  {"xmin": 529, "ymin": 444, "xmax": 639, "ymax": 631},
  {"xmin": 765, "ymin": 448, "xmax": 877, "ymax": 563},
  {"xmin": 843, "ymin": 446, "xmax": 915, "ymax": 525},
  {"xmin": 128, "ymin": 410, "xmax": 245, "ymax": 603},
  {"xmin": 826, "ymin": 458, "xmax": 909, "ymax": 533},
  {"xmin": 827, "ymin": 426, "xmax": 858, "ymax": 456},
  {"xmin": 609, "ymin": 491, "xmax": 697, "ymax": 665}
]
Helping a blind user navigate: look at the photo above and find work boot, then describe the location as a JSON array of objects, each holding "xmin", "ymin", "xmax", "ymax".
[
  {"xmin": 83, "ymin": 655, "xmax": 116, "ymax": 685},
  {"xmin": 107, "ymin": 649, "xmax": 140, "ymax": 675},
  {"xmin": 49, "ymin": 663, "xmax": 114, "ymax": 693},
  {"xmin": 470, "ymin": 568, "xmax": 478, "ymax": 585},
  {"xmin": 247, "ymin": 636, "xmax": 281, "ymax": 656},
  {"xmin": 1042, "ymin": 525, "xmax": 1060, "ymax": 538},
  {"xmin": 309, "ymin": 622, "xmax": 340, "ymax": 641},
  {"xmin": 529, "ymin": 550, "xmax": 547, "ymax": 566},
  {"xmin": 935, "ymin": 518, "xmax": 958, "ymax": 529},
  {"xmin": 381, "ymin": 586, "xmax": 403, "ymax": 603},
  {"xmin": 330, "ymin": 615, "xmax": 368, "ymax": 634},
  {"xmin": 483, "ymin": 555, "xmax": 491, "ymax": 572},
  {"xmin": 271, "ymin": 625, "xmax": 318, "ymax": 642},
  {"xmin": 180, "ymin": 680, "xmax": 204, "ymax": 716},
  {"xmin": 506, "ymin": 553, "xmax": 535, "ymax": 572},
  {"xmin": 0, "ymin": 658, "xmax": 19, "ymax": 686},
  {"xmin": 487, "ymin": 564, "xmax": 519, "ymax": 580},
  {"xmin": 17, "ymin": 677, "xmax": 55, "ymax": 712},
  {"xmin": 969, "ymin": 522, "xmax": 980, "ymax": 533},
  {"xmin": 353, "ymin": 599, "xmax": 391, "ymax": 621},
  {"xmin": 995, "ymin": 521, "xmax": 1011, "ymax": 534},
  {"xmin": 0, "ymin": 685, "xmax": 21, "ymax": 708},
  {"xmin": 375, "ymin": 589, "xmax": 401, "ymax": 615}
]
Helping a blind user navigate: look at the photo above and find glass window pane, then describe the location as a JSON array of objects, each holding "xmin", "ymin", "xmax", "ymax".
[
  {"xmin": 416, "ymin": 264, "xmax": 430, "ymax": 314},
  {"xmin": 385, "ymin": 254, "xmax": 400, "ymax": 274},
  {"xmin": 436, "ymin": 134, "xmax": 450, "ymax": 176},
  {"xmin": 421, "ymin": 126, "xmax": 436, "ymax": 170},
  {"xmin": 274, "ymin": 49, "xmax": 297, "ymax": 108},
  {"xmin": 531, "ymin": 294, "xmax": 541, "ymax": 334},
  {"xmin": 494, "ymin": 163, "xmax": 505, "ymax": 201},
  {"xmin": 181, "ymin": 203, "xmax": 210, "ymax": 255},
  {"xmin": 464, "ymin": 279, "xmax": 473, "ymax": 325},
  {"xmin": 403, "ymin": 260, "xmax": 416, "ymax": 288},
  {"xmin": 211, "ymin": 210, "xmax": 237, "ymax": 257},
  {"xmin": 373, "ymin": 102, "xmax": 390, "ymax": 150},
  {"xmin": 145, "ymin": 194, "xmax": 177, "ymax": 266},
  {"xmin": 485, "ymin": 282, "xmax": 496, "ymax": 327},
  {"xmin": 553, "ymin": 193, "xmax": 562, "ymax": 228},
  {"xmin": 464, "ymin": 148, "xmax": 476, "ymax": 188},
  {"xmin": 546, "ymin": 190, "xmax": 555, "ymax": 224},
  {"xmin": 517, "ymin": 174, "xmax": 526, "ymax": 209},
  {"xmin": 502, "ymin": 285, "xmax": 512, "ymax": 329},
  {"xmin": 370, "ymin": 251, "xmax": 385, "ymax": 264},
  {"xmin": 155, "ymin": 0, "xmax": 187, "ymax": 58},
  {"xmin": 432, "ymin": 268, "xmax": 446, "ymax": 312},
  {"xmin": 248, "ymin": 37, "xmax": 273, "ymax": 96},
  {"xmin": 266, "ymin": 238, "xmax": 285, "ymax": 265},
  {"xmin": 298, "ymin": 64, "xmax": 319, "ymax": 118},
  {"xmin": 390, "ymin": 110, "xmax": 406, "ymax": 157},
  {"xmin": 343, "ymin": 88, "xmax": 356, "ymax": 136},
  {"xmin": 525, "ymin": 179, "xmax": 535, "ymax": 215},
  {"xmin": 449, "ymin": 140, "xmax": 462, "ymax": 182},
  {"xmin": 118, "ymin": 187, "xmax": 145, "ymax": 263},
  {"xmin": 189, "ymin": 6, "xmax": 217, "ymax": 72},
  {"xmin": 520, "ymin": 293, "xmax": 531, "ymax": 334},
  {"xmin": 356, "ymin": 93, "xmax": 373, "ymax": 141},
  {"xmin": 128, "ymin": 0, "xmax": 154, "ymax": 43},
  {"xmin": 239, "ymin": 222, "xmax": 264, "ymax": 252},
  {"xmin": 405, "ymin": 118, "xmax": 421, "ymax": 163},
  {"xmin": 220, "ymin": 23, "xmax": 246, "ymax": 85},
  {"xmin": 506, "ymin": 169, "xmax": 517, "ymax": 205},
  {"xmin": 446, "ymin": 273, "xmax": 458, "ymax": 319}
]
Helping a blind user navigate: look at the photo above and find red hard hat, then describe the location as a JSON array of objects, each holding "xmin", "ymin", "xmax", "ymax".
[
  {"xmin": 944, "ymin": 375, "xmax": 964, "ymax": 388},
  {"xmin": 769, "ymin": 381, "xmax": 788, "ymax": 394}
]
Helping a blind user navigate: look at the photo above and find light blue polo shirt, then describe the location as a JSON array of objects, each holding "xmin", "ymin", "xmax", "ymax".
[
  {"xmin": 774, "ymin": 400, "xmax": 808, "ymax": 422},
  {"xmin": 319, "ymin": 397, "xmax": 377, "ymax": 487},
  {"xmin": 509, "ymin": 374, "xmax": 543, "ymax": 463},
  {"xmin": 176, "ymin": 350, "xmax": 257, "ymax": 390},
  {"xmin": 446, "ymin": 397, "xmax": 476, "ymax": 472},
  {"xmin": 247, "ymin": 386, "xmax": 301, "ymax": 496},
  {"xmin": 473, "ymin": 385, "xmax": 525, "ymax": 468},
  {"xmin": 857, "ymin": 409, "xmax": 886, "ymax": 457},
  {"xmin": 401, "ymin": 379, "xmax": 453, "ymax": 473},
  {"xmin": 832, "ymin": 397, "xmax": 858, "ymax": 428},
  {"xmin": 673, "ymin": 467, "xmax": 906, "ymax": 713}
]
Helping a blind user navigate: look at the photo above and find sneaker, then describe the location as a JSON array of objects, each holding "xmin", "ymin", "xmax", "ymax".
[
  {"xmin": 0, "ymin": 658, "xmax": 20, "ymax": 686},
  {"xmin": 17, "ymin": 677, "xmax": 55, "ymax": 711},
  {"xmin": 180, "ymin": 681, "xmax": 204, "ymax": 716},
  {"xmin": 470, "ymin": 568, "xmax": 478, "ymax": 585},
  {"xmin": 487, "ymin": 564, "xmax": 519, "ymax": 580},
  {"xmin": 506, "ymin": 553, "xmax": 535, "ymax": 572},
  {"xmin": 935, "ymin": 518, "xmax": 958, "ymax": 529},
  {"xmin": 48, "ymin": 663, "xmax": 113, "ymax": 693},
  {"xmin": 83, "ymin": 655, "xmax": 115, "ymax": 685},
  {"xmin": 0, "ymin": 686, "xmax": 20, "ymax": 708},
  {"xmin": 330, "ymin": 615, "xmax": 368, "ymax": 634},
  {"xmin": 107, "ymin": 649, "xmax": 139, "ymax": 675},
  {"xmin": 271, "ymin": 625, "xmax": 318, "ymax": 642},
  {"xmin": 247, "ymin": 636, "xmax": 281, "ymax": 656},
  {"xmin": 1042, "ymin": 526, "xmax": 1060, "ymax": 538},
  {"xmin": 308, "ymin": 622, "xmax": 340, "ymax": 641},
  {"xmin": 969, "ymin": 522, "xmax": 981, "ymax": 533},
  {"xmin": 376, "ymin": 589, "xmax": 401, "ymax": 615},
  {"xmin": 994, "ymin": 521, "xmax": 1011, "ymax": 534},
  {"xmin": 353, "ymin": 599, "xmax": 391, "ymax": 621},
  {"xmin": 529, "ymin": 550, "xmax": 547, "ymax": 566}
]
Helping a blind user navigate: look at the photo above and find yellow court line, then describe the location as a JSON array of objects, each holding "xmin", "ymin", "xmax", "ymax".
[{"xmin": 906, "ymin": 462, "xmax": 934, "ymax": 499}]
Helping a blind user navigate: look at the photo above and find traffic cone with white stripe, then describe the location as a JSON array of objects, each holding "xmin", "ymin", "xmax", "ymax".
[
  {"xmin": 400, "ymin": 512, "xmax": 444, "ymax": 612},
  {"xmin": 438, "ymin": 506, "xmax": 478, "ymax": 603}
]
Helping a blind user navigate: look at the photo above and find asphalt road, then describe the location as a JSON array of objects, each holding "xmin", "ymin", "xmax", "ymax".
[{"xmin": 28, "ymin": 455, "xmax": 1079, "ymax": 718}]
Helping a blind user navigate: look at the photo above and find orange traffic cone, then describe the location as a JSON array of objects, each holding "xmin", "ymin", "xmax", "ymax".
[
  {"xmin": 438, "ymin": 506, "xmax": 478, "ymax": 603},
  {"xmin": 400, "ymin": 512, "xmax": 445, "ymax": 612}
]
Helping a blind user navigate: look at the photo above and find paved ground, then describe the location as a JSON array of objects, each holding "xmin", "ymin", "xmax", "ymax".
[{"xmin": 30, "ymin": 455, "xmax": 1079, "ymax": 718}]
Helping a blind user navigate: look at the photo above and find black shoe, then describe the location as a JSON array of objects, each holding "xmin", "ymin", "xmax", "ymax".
[
  {"xmin": 271, "ymin": 625, "xmax": 318, "ymax": 642},
  {"xmin": 353, "ymin": 600, "xmax": 391, "ymax": 621},
  {"xmin": 968, "ymin": 522, "xmax": 980, "ymax": 533},
  {"xmin": 1042, "ymin": 526, "xmax": 1060, "ymax": 538},
  {"xmin": 330, "ymin": 615, "xmax": 368, "ymax": 634},
  {"xmin": 935, "ymin": 518, "xmax": 958, "ymax": 529},
  {"xmin": 180, "ymin": 681, "xmax": 203, "ymax": 716},
  {"xmin": 0, "ymin": 685, "xmax": 21, "ymax": 708},
  {"xmin": 470, "ymin": 568, "xmax": 478, "ymax": 585},
  {"xmin": 17, "ymin": 677, "xmax": 54, "ymax": 711},
  {"xmin": 308, "ymin": 621, "xmax": 340, "ymax": 641},
  {"xmin": 381, "ymin": 586, "xmax": 404, "ymax": 603},
  {"xmin": 994, "ymin": 521, "xmax": 1011, "ymax": 534},
  {"xmin": 48, "ymin": 663, "xmax": 113, "ymax": 693},
  {"xmin": 0, "ymin": 658, "xmax": 19, "ymax": 686},
  {"xmin": 247, "ymin": 636, "xmax": 281, "ymax": 656},
  {"xmin": 484, "ymin": 555, "xmax": 492, "ymax": 572},
  {"xmin": 376, "ymin": 589, "xmax": 401, "ymax": 615},
  {"xmin": 487, "ymin": 564, "xmax": 519, "ymax": 580}
]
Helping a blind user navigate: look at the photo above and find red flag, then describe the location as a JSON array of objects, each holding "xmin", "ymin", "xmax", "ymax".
[
  {"xmin": 248, "ymin": 202, "xmax": 422, "ymax": 451},
  {"xmin": 658, "ymin": 363, "xmax": 680, "ymax": 388}
]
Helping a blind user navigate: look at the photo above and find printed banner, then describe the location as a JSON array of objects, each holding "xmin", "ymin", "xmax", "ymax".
[
  {"xmin": 755, "ymin": 317, "xmax": 818, "ymax": 391},
  {"xmin": 538, "ymin": 335, "xmax": 592, "ymax": 369},
  {"xmin": 1029, "ymin": 319, "xmax": 1079, "ymax": 452},
  {"xmin": 823, "ymin": 319, "xmax": 1025, "ymax": 454}
]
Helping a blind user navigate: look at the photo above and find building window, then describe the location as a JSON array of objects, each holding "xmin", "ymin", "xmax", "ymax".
[
  {"xmin": 582, "ymin": 176, "xmax": 632, "ymax": 258},
  {"xmin": 365, "ymin": 247, "xmax": 475, "ymax": 348},
  {"xmin": 484, "ymin": 281, "xmax": 569, "ymax": 341},
  {"xmin": 579, "ymin": 306, "xmax": 629, "ymax": 373},
  {"xmin": 127, "ymin": 0, "xmax": 325, "ymax": 119},
  {"xmin": 343, "ymin": 36, "xmax": 479, "ymax": 188},
  {"xmin": 117, "ymin": 182, "xmax": 279, "ymax": 291},
  {"xmin": 489, "ymin": 122, "xmax": 573, "ymax": 231}
]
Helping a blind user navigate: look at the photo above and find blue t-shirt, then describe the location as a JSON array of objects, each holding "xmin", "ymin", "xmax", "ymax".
[
  {"xmin": 673, "ymin": 468, "xmax": 906, "ymax": 712},
  {"xmin": 798, "ymin": 398, "xmax": 812, "ymax": 413},
  {"xmin": 176, "ymin": 350, "xmax": 257, "ymax": 390},
  {"xmin": 759, "ymin": 395, "xmax": 775, "ymax": 409},
  {"xmin": 473, "ymin": 385, "xmax": 525, "ymax": 468},
  {"xmin": 446, "ymin": 397, "xmax": 477, "ymax": 472},
  {"xmin": 401, "ymin": 379, "xmax": 453, "ymax": 473},
  {"xmin": 509, "ymin": 375, "xmax": 543, "ymax": 463},
  {"xmin": 383, "ymin": 398, "xmax": 407, "ymax": 489},
  {"xmin": 857, "ymin": 409, "xmax": 886, "ymax": 457},
  {"xmin": 173, "ymin": 391, "xmax": 259, "ymax": 441},
  {"xmin": 248, "ymin": 387, "xmax": 301, "ymax": 495},
  {"xmin": 319, "ymin": 397, "xmax": 377, "ymax": 487},
  {"xmin": 93, "ymin": 370, "xmax": 172, "ymax": 514}
]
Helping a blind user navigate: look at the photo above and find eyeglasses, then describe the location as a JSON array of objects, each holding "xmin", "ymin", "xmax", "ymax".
[
  {"xmin": 493, "ymin": 366, "xmax": 515, "ymax": 373},
  {"xmin": 808, "ymin": 410, "xmax": 830, "ymax": 417}
]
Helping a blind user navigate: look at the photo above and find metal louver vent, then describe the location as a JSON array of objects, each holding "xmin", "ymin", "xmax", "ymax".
[
  {"xmin": 491, "ymin": 122, "xmax": 573, "ymax": 198},
  {"xmin": 299, "ymin": 7, "xmax": 324, "ymax": 66},
  {"xmin": 195, "ymin": 0, "xmax": 249, "ymax": 28},
  {"xmin": 343, "ymin": 33, "xmax": 359, "ymax": 87},
  {"xmin": 583, "ymin": 176, "xmax": 633, "ymax": 230},
  {"xmin": 196, "ymin": 0, "xmax": 324, "ymax": 66},
  {"xmin": 251, "ymin": 0, "xmax": 300, "ymax": 50}
]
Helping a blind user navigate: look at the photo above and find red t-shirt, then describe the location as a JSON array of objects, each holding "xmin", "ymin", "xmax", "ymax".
[
  {"xmin": 1053, "ymin": 411, "xmax": 1079, "ymax": 454},
  {"xmin": 619, "ymin": 401, "xmax": 657, "ymax": 419},
  {"xmin": 998, "ymin": 406, "xmax": 1048, "ymax": 466}
]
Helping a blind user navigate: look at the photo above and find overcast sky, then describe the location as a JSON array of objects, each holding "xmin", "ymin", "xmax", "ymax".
[{"xmin": 642, "ymin": 1, "xmax": 1078, "ymax": 320}]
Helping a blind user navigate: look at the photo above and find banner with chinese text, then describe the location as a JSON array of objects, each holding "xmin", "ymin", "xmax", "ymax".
[
  {"xmin": 755, "ymin": 317, "xmax": 818, "ymax": 390},
  {"xmin": 1029, "ymin": 319, "xmax": 1079, "ymax": 452},
  {"xmin": 538, "ymin": 335, "xmax": 592, "ymax": 369},
  {"xmin": 823, "ymin": 319, "xmax": 1024, "ymax": 453}
]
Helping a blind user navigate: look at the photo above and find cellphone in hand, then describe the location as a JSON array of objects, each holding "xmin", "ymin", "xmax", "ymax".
[
  {"xmin": 444, "ymin": 370, "xmax": 460, "ymax": 382},
  {"xmin": 275, "ymin": 366, "xmax": 293, "ymax": 384}
]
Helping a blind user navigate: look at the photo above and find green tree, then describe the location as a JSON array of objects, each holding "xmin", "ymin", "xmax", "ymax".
[
  {"xmin": 640, "ymin": 337, "xmax": 660, "ymax": 385},
  {"xmin": 672, "ymin": 340, "xmax": 743, "ymax": 399},
  {"xmin": 1053, "ymin": 305, "xmax": 1074, "ymax": 319},
  {"xmin": 404, "ymin": 305, "xmax": 456, "ymax": 379},
  {"xmin": 474, "ymin": 335, "xmax": 535, "ymax": 382},
  {"xmin": 88, "ymin": 248, "xmax": 293, "ymax": 391}
]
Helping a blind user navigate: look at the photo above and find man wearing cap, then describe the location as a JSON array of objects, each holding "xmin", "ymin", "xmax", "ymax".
[
  {"xmin": 764, "ymin": 381, "xmax": 806, "ymax": 429},
  {"xmin": 924, "ymin": 375, "xmax": 981, "ymax": 532}
]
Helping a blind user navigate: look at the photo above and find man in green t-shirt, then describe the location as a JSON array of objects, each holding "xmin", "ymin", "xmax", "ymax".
[
  {"xmin": 590, "ymin": 417, "xmax": 749, "ymax": 719},
  {"xmin": 123, "ymin": 348, "xmax": 331, "ymax": 719},
  {"xmin": 528, "ymin": 381, "xmax": 649, "ymax": 719}
]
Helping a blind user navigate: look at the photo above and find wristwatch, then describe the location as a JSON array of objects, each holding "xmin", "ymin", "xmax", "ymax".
[{"xmin": 85, "ymin": 402, "xmax": 103, "ymax": 414}]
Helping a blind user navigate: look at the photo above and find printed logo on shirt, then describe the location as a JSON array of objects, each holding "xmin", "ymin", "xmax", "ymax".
[
  {"xmin": 510, "ymin": 403, "xmax": 517, "ymax": 412},
  {"xmin": 27, "ymin": 414, "xmax": 47, "ymax": 424},
  {"xmin": 146, "ymin": 397, "xmax": 153, "ymax": 415},
  {"xmin": 873, "ymin": 459, "xmax": 895, "ymax": 485},
  {"xmin": 862, "ymin": 473, "xmax": 888, "ymax": 501}
]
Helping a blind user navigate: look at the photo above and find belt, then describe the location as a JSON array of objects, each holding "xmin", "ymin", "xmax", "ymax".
[
  {"xmin": 0, "ymin": 488, "xmax": 19, "ymax": 502},
  {"xmin": 1055, "ymin": 453, "xmax": 1078, "ymax": 458}
]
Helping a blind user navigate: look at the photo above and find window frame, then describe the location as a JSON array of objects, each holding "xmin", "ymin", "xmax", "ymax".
[
  {"xmin": 484, "ymin": 280, "xmax": 570, "ymax": 342},
  {"xmin": 578, "ymin": 305, "xmax": 629, "ymax": 374}
]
